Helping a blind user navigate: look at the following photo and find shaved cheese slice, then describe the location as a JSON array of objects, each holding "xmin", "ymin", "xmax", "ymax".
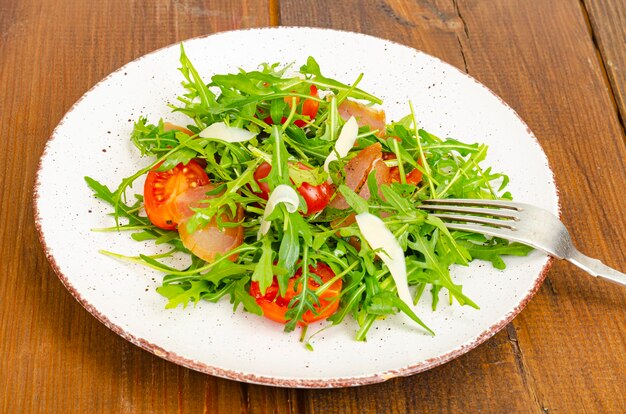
[
  {"xmin": 199, "ymin": 122, "xmax": 256, "ymax": 143},
  {"xmin": 323, "ymin": 116, "xmax": 358, "ymax": 173},
  {"xmin": 257, "ymin": 184, "xmax": 300, "ymax": 239},
  {"xmin": 355, "ymin": 212, "xmax": 413, "ymax": 307}
]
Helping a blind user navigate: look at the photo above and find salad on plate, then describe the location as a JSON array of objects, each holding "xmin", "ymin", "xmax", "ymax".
[{"xmin": 86, "ymin": 45, "xmax": 532, "ymax": 343}]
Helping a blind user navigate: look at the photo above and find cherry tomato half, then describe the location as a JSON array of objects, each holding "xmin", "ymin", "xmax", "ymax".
[
  {"xmin": 389, "ymin": 166, "xmax": 423, "ymax": 185},
  {"xmin": 252, "ymin": 162, "xmax": 272, "ymax": 200},
  {"xmin": 252, "ymin": 162, "xmax": 332, "ymax": 215},
  {"xmin": 384, "ymin": 151, "xmax": 424, "ymax": 186},
  {"xmin": 143, "ymin": 160, "xmax": 210, "ymax": 230},
  {"xmin": 296, "ymin": 178, "xmax": 333, "ymax": 215},
  {"xmin": 295, "ymin": 85, "xmax": 319, "ymax": 127},
  {"xmin": 250, "ymin": 263, "xmax": 342, "ymax": 324}
]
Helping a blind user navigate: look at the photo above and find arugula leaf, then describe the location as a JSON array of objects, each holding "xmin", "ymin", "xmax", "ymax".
[
  {"xmin": 337, "ymin": 185, "xmax": 369, "ymax": 214},
  {"xmin": 158, "ymin": 280, "xmax": 212, "ymax": 309},
  {"xmin": 380, "ymin": 185, "xmax": 412, "ymax": 215},
  {"xmin": 368, "ymin": 291, "xmax": 434, "ymax": 335},
  {"xmin": 300, "ymin": 57, "xmax": 382, "ymax": 104},
  {"xmin": 459, "ymin": 239, "xmax": 534, "ymax": 270},
  {"xmin": 277, "ymin": 208, "xmax": 312, "ymax": 290},
  {"xmin": 229, "ymin": 277, "xmax": 263, "ymax": 315},
  {"xmin": 289, "ymin": 164, "xmax": 328, "ymax": 186},
  {"xmin": 178, "ymin": 44, "xmax": 217, "ymax": 112},
  {"xmin": 267, "ymin": 125, "xmax": 290, "ymax": 187},
  {"xmin": 408, "ymin": 231, "xmax": 478, "ymax": 309},
  {"xmin": 252, "ymin": 237, "xmax": 275, "ymax": 294},
  {"xmin": 85, "ymin": 176, "xmax": 115, "ymax": 205},
  {"xmin": 284, "ymin": 245, "xmax": 317, "ymax": 332}
]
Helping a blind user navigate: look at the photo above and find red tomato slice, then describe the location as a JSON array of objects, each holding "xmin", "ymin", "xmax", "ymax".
[
  {"xmin": 296, "ymin": 179, "xmax": 332, "ymax": 215},
  {"xmin": 250, "ymin": 263, "xmax": 342, "ymax": 324},
  {"xmin": 295, "ymin": 85, "xmax": 319, "ymax": 127},
  {"xmin": 252, "ymin": 162, "xmax": 332, "ymax": 215},
  {"xmin": 144, "ymin": 160, "xmax": 210, "ymax": 230},
  {"xmin": 390, "ymin": 166, "xmax": 423, "ymax": 185},
  {"xmin": 388, "ymin": 155, "xmax": 423, "ymax": 185},
  {"xmin": 175, "ymin": 184, "xmax": 244, "ymax": 263},
  {"xmin": 252, "ymin": 162, "xmax": 272, "ymax": 200}
]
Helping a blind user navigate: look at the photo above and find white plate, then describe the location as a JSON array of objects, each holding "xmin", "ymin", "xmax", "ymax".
[{"xmin": 34, "ymin": 27, "xmax": 558, "ymax": 387}]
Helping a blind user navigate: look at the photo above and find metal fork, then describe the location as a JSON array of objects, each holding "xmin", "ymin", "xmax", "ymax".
[{"xmin": 420, "ymin": 199, "xmax": 626, "ymax": 286}]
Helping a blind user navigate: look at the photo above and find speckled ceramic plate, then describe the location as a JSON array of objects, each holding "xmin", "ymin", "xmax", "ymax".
[{"xmin": 34, "ymin": 27, "xmax": 558, "ymax": 388}]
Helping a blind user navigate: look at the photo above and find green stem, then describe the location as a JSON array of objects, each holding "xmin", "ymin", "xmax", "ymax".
[
  {"xmin": 355, "ymin": 314, "xmax": 377, "ymax": 341},
  {"xmin": 391, "ymin": 139, "xmax": 406, "ymax": 184},
  {"xmin": 101, "ymin": 245, "xmax": 257, "ymax": 275},
  {"xmin": 316, "ymin": 260, "xmax": 359, "ymax": 295},
  {"xmin": 410, "ymin": 101, "xmax": 436, "ymax": 198},
  {"xmin": 437, "ymin": 145, "xmax": 487, "ymax": 199}
]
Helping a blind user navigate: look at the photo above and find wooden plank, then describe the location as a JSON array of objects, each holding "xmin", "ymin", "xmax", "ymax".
[
  {"xmin": 279, "ymin": 0, "xmax": 626, "ymax": 412},
  {"xmin": 582, "ymin": 0, "xmax": 626, "ymax": 129},
  {"xmin": 0, "ymin": 0, "xmax": 297, "ymax": 413}
]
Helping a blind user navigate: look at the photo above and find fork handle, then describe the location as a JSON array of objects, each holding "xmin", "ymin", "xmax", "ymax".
[{"xmin": 567, "ymin": 250, "xmax": 626, "ymax": 287}]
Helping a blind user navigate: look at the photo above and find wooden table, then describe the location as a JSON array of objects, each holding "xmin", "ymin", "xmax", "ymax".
[{"xmin": 2, "ymin": 0, "xmax": 625, "ymax": 412}]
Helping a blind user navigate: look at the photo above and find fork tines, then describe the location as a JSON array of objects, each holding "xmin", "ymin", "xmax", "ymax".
[
  {"xmin": 420, "ymin": 199, "xmax": 521, "ymax": 230},
  {"xmin": 423, "ymin": 198, "xmax": 522, "ymax": 210}
]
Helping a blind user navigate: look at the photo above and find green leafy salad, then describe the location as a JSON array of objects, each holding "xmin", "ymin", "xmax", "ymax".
[{"xmin": 86, "ymin": 45, "xmax": 532, "ymax": 342}]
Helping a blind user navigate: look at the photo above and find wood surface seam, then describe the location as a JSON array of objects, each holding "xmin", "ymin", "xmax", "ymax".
[
  {"xmin": 240, "ymin": 382, "xmax": 250, "ymax": 413},
  {"xmin": 578, "ymin": 0, "xmax": 626, "ymax": 140},
  {"xmin": 452, "ymin": 0, "xmax": 469, "ymax": 73},
  {"xmin": 543, "ymin": 276, "xmax": 558, "ymax": 298},
  {"xmin": 506, "ymin": 324, "xmax": 549, "ymax": 413},
  {"xmin": 455, "ymin": 37, "xmax": 469, "ymax": 74},
  {"xmin": 269, "ymin": 0, "xmax": 280, "ymax": 26},
  {"xmin": 451, "ymin": 0, "xmax": 469, "ymax": 38}
]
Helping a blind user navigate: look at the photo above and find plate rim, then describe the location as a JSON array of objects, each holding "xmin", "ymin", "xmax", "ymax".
[{"xmin": 33, "ymin": 26, "xmax": 559, "ymax": 388}]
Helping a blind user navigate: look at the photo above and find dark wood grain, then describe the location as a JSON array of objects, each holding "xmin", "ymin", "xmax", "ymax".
[
  {"xmin": 2, "ymin": 0, "xmax": 626, "ymax": 412},
  {"xmin": 582, "ymin": 0, "xmax": 626, "ymax": 130}
]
